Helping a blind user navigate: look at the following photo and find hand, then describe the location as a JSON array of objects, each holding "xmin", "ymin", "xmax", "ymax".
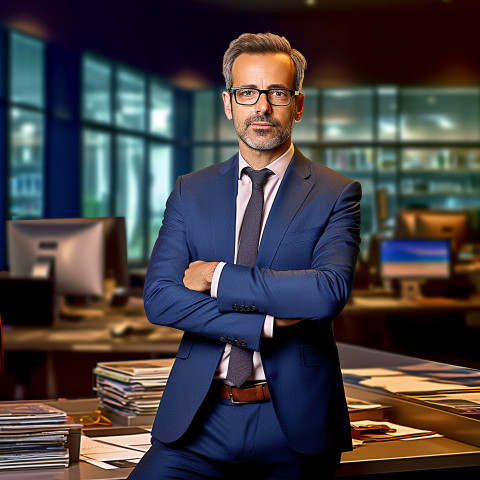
[
  {"xmin": 183, "ymin": 261, "xmax": 220, "ymax": 292},
  {"xmin": 275, "ymin": 318, "xmax": 301, "ymax": 328}
]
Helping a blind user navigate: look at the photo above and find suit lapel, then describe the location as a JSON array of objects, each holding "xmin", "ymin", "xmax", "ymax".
[
  {"xmin": 256, "ymin": 147, "xmax": 314, "ymax": 267},
  {"xmin": 208, "ymin": 155, "xmax": 238, "ymax": 263}
]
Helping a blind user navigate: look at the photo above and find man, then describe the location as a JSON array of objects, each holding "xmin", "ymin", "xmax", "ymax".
[{"xmin": 129, "ymin": 32, "xmax": 361, "ymax": 479}]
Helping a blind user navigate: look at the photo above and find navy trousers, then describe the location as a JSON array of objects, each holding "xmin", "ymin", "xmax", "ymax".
[{"xmin": 127, "ymin": 388, "xmax": 341, "ymax": 480}]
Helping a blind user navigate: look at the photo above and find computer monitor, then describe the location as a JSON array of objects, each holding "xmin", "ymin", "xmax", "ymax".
[
  {"xmin": 394, "ymin": 209, "xmax": 423, "ymax": 238},
  {"xmin": 375, "ymin": 188, "xmax": 390, "ymax": 233},
  {"xmin": 380, "ymin": 238, "xmax": 451, "ymax": 301},
  {"xmin": 415, "ymin": 210, "xmax": 469, "ymax": 255},
  {"xmin": 6, "ymin": 217, "xmax": 128, "ymax": 318}
]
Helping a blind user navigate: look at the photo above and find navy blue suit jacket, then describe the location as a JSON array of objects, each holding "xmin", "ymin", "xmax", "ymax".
[{"xmin": 143, "ymin": 146, "xmax": 362, "ymax": 455}]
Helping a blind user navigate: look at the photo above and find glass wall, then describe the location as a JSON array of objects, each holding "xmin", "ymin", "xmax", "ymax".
[
  {"xmin": 82, "ymin": 129, "xmax": 111, "ymax": 217},
  {"xmin": 82, "ymin": 56, "xmax": 112, "ymax": 124},
  {"xmin": 191, "ymin": 85, "xmax": 480, "ymax": 257},
  {"xmin": 115, "ymin": 67, "xmax": 146, "ymax": 131},
  {"xmin": 8, "ymin": 33, "xmax": 45, "ymax": 220},
  {"xmin": 81, "ymin": 54, "xmax": 175, "ymax": 263},
  {"xmin": 400, "ymin": 88, "xmax": 480, "ymax": 141}
]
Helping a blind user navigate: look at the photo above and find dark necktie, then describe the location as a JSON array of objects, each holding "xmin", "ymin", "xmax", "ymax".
[{"xmin": 226, "ymin": 167, "xmax": 273, "ymax": 387}]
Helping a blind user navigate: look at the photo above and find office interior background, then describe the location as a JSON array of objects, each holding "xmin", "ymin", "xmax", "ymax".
[{"xmin": 2, "ymin": 0, "xmax": 480, "ymax": 399}]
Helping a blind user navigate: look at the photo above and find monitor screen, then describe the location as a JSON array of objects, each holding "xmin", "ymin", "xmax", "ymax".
[{"xmin": 380, "ymin": 238, "xmax": 451, "ymax": 280}]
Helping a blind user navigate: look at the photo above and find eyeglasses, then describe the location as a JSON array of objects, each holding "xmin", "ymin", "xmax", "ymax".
[
  {"xmin": 69, "ymin": 409, "xmax": 112, "ymax": 427},
  {"xmin": 229, "ymin": 88, "xmax": 300, "ymax": 106}
]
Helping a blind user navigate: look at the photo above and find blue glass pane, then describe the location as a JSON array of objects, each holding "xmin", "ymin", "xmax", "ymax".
[
  {"xmin": 10, "ymin": 33, "xmax": 44, "ymax": 108},
  {"xmin": 83, "ymin": 55, "xmax": 112, "ymax": 123},
  {"xmin": 192, "ymin": 146, "xmax": 215, "ymax": 172},
  {"xmin": 116, "ymin": 69, "xmax": 146, "ymax": 131},
  {"xmin": 401, "ymin": 88, "xmax": 480, "ymax": 141},
  {"xmin": 293, "ymin": 88, "xmax": 319, "ymax": 142},
  {"xmin": 9, "ymin": 108, "xmax": 44, "ymax": 219},
  {"xmin": 149, "ymin": 144, "xmax": 173, "ymax": 253},
  {"xmin": 115, "ymin": 136, "xmax": 146, "ymax": 260},
  {"xmin": 218, "ymin": 88, "xmax": 237, "ymax": 141},
  {"xmin": 150, "ymin": 80, "xmax": 173, "ymax": 137},
  {"xmin": 378, "ymin": 87, "xmax": 398, "ymax": 141},
  {"xmin": 322, "ymin": 88, "xmax": 374, "ymax": 141},
  {"xmin": 193, "ymin": 90, "xmax": 216, "ymax": 141},
  {"xmin": 82, "ymin": 129, "xmax": 111, "ymax": 217}
]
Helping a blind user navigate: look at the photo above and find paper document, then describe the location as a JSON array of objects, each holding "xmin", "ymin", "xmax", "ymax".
[
  {"xmin": 360, "ymin": 375, "xmax": 474, "ymax": 393},
  {"xmin": 342, "ymin": 368, "xmax": 403, "ymax": 377}
]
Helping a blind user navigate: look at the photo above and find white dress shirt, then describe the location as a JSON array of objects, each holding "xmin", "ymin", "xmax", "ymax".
[{"xmin": 211, "ymin": 143, "xmax": 294, "ymax": 381}]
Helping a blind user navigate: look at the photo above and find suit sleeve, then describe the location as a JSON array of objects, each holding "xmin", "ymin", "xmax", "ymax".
[
  {"xmin": 216, "ymin": 180, "xmax": 362, "ymax": 321},
  {"xmin": 143, "ymin": 176, "xmax": 266, "ymax": 351}
]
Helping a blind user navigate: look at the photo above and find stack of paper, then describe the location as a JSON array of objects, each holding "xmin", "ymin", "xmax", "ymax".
[
  {"xmin": 94, "ymin": 359, "xmax": 174, "ymax": 420},
  {"xmin": 346, "ymin": 397, "xmax": 392, "ymax": 421},
  {"xmin": 0, "ymin": 403, "xmax": 70, "ymax": 471},
  {"xmin": 342, "ymin": 366, "xmax": 480, "ymax": 395},
  {"xmin": 351, "ymin": 420, "xmax": 440, "ymax": 442}
]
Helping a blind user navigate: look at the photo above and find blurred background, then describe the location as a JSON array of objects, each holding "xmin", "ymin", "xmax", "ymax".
[
  {"xmin": 2, "ymin": 0, "xmax": 480, "ymax": 265},
  {"xmin": 3, "ymin": 0, "xmax": 480, "ymax": 399}
]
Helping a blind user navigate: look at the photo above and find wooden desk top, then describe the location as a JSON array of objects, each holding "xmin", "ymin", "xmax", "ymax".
[
  {"xmin": 345, "ymin": 293, "xmax": 480, "ymax": 314},
  {"xmin": 2, "ymin": 296, "xmax": 183, "ymax": 354}
]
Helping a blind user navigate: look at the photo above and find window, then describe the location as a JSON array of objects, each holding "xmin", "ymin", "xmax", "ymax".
[
  {"xmin": 8, "ymin": 33, "xmax": 45, "ymax": 219},
  {"xmin": 149, "ymin": 144, "xmax": 173, "ymax": 252},
  {"xmin": 115, "ymin": 136, "xmax": 146, "ymax": 261},
  {"xmin": 81, "ymin": 54, "xmax": 175, "ymax": 263},
  {"xmin": 150, "ymin": 80, "xmax": 174, "ymax": 138},
  {"xmin": 401, "ymin": 88, "xmax": 480, "ymax": 141},
  {"xmin": 82, "ymin": 129, "xmax": 112, "ymax": 217},
  {"xmin": 10, "ymin": 33, "xmax": 44, "ymax": 108},
  {"xmin": 83, "ymin": 56, "xmax": 112, "ymax": 124},
  {"xmin": 116, "ymin": 67, "xmax": 146, "ymax": 131},
  {"xmin": 322, "ymin": 88, "xmax": 374, "ymax": 141}
]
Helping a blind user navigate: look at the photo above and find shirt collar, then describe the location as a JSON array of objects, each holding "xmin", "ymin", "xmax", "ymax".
[{"xmin": 238, "ymin": 143, "xmax": 294, "ymax": 181}]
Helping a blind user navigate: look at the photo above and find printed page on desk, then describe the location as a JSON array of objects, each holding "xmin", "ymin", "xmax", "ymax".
[
  {"xmin": 359, "ymin": 375, "xmax": 476, "ymax": 394},
  {"xmin": 80, "ymin": 432, "xmax": 149, "ymax": 469}
]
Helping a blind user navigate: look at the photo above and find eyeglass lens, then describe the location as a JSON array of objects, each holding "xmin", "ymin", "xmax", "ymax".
[{"xmin": 235, "ymin": 89, "xmax": 293, "ymax": 106}]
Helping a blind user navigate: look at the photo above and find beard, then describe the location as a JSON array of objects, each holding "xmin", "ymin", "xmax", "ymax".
[{"xmin": 232, "ymin": 109, "xmax": 296, "ymax": 151}]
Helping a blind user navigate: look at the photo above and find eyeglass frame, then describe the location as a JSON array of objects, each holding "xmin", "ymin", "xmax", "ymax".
[{"xmin": 229, "ymin": 87, "xmax": 300, "ymax": 107}]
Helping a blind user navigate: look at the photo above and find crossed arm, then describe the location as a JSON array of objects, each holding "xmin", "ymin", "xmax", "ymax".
[
  {"xmin": 144, "ymin": 175, "xmax": 361, "ymax": 348},
  {"xmin": 183, "ymin": 260, "xmax": 300, "ymax": 328}
]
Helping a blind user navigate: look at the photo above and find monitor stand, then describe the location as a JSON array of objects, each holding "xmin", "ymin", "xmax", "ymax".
[
  {"xmin": 400, "ymin": 280, "xmax": 424, "ymax": 302},
  {"xmin": 57, "ymin": 295, "xmax": 105, "ymax": 321},
  {"xmin": 30, "ymin": 257, "xmax": 105, "ymax": 321}
]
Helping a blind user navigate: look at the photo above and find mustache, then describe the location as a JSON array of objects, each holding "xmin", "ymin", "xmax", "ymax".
[{"xmin": 245, "ymin": 115, "xmax": 281, "ymax": 128}]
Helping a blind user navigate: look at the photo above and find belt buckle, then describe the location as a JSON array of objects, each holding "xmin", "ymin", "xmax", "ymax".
[{"xmin": 228, "ymin": 385, "xmax": 247, "ymax": 404}]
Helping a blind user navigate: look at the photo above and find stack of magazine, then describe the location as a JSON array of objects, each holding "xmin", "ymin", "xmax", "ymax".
[
  {"xmin": 0, "ymin": 403, "xmax": 70, "ymax": 471},
  {"xmin": 94, "ymin": 359, "xmax": 174, "ymax": 425}
]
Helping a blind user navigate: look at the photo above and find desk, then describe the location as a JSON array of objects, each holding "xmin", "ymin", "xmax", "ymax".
[
  {"xmin": 1, "ymin": 297, "xmax": 182, "ymax": 400},
  {"xmin": 1, "ymin": 345, "xmax": 479, "ymax": 479},
  {"xmin": 336, "ymin": 293, "xmax": 480, "ymax": 369},
  {"xmin": 346, "ymin": 293, "xmax": 480, "ymax": 314}
]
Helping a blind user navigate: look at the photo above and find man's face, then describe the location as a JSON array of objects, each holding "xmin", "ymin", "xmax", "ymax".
[{"xmin": 223, "ymin": 53, "xmax": 304, "ymax": 152}]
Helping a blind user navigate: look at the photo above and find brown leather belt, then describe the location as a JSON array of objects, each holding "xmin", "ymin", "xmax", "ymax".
[{"xmin": 218, "ymin": 382, "xmax": 270, "ymax": 404}]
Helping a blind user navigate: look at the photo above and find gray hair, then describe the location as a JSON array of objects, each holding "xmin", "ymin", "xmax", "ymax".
[{"xmin": 222, "ymin": 32, "xmax": 307, "ymax": 92}]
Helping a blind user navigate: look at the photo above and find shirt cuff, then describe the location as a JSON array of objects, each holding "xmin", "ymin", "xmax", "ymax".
[
  {"xmin": 262, "ymin": 315, "xmax": 274, "ymax": 338},
  {"xmin": 210, "ymin": 262, "xmax": 226, "ymax": 299}
]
